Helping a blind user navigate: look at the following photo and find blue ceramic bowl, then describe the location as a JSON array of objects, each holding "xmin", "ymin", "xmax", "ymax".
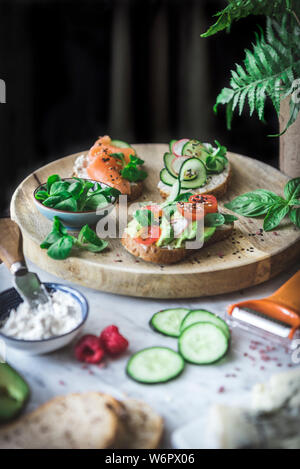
[
  {"xmin": 33, "ymin": 178, "xmax": 117, "ymax": 230},
  {"xmin": 0, "ymin": 283, "xmax": 89, "ymax": 355}
]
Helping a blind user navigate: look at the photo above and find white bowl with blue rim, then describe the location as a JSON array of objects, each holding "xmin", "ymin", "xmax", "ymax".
[
  {"xmin": 33, "ymin": 178, "xmax": 117, "ymax": 230},
  {"xmin": 0, "ymin": 283, "xmax": 88, "ymax": 355}
]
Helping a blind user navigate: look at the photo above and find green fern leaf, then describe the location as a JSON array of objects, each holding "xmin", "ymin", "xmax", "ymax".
[
  {"xmin": 214, "ymin": 14, "xmax": 300, "ymax": 133},
  {"xmin": 201, "ymin": 0, "xmax": 300, "ymax": 38}
]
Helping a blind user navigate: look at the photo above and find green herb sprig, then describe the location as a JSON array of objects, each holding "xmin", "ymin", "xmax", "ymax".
[
  {"xmin": 204, "ymin": 140, "xmax": 228, "ymax": 173},
  {"xmin": 121, "ymin": 155, "xmax": 148, "ymax": 182},
  {"xmin": 225, "ymin": 177, "xmax": 300, "ymax": 231},
  {"xmin": 35, "ymin": 175, "xmax": 120, "ymax": 212},
  {"xmin": 40, "ymin": 216, "xmax": 108, "ymax": 260}
]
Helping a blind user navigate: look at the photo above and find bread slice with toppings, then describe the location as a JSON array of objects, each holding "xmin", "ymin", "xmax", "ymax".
[
  {"xmin": 73, "ymin": 153, "xmax": 144, "ymax": 201},
  {"xmin": 121, "ymin": 223, "xmax": 234, "ymax": 265},
  {"xmin": 158, "ymin": 163, "xmax": 232, "ymax": 200}
]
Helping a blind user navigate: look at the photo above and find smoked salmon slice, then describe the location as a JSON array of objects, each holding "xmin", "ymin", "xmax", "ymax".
[{"xmin": 86, "ymin": 135, "xmax": 137, "ymax": 194}]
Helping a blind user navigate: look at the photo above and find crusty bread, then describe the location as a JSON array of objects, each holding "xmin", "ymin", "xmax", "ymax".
[
  {"xmin": 121, "ymin": 223, "xmax": 234, "ymax": 265},
  {"xmin": 158, "ymin": 162, "xmax": 232, "ymax": 200},
  {"xmin": 0, "ymin": 393, "xmax": 163, "ymax": 450},
  {"xmin": 0, "ymin": 393, "xmax": 119, "ymax": 449},
  {"xmin": 113, "ymin": 399, "xmax": 163, "ymax": 449}
]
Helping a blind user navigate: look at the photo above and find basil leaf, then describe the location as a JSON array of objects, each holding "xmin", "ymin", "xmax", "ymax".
[
  {"xmin": 225, "ymin": 198, "xmax": 269, "ymax": 217},
  {"xmin": 84, "ymin": 194, "xmax": 108, "ymax": 211},
  {"xmin": 54, "ymin": 197, "xmax": 77, "ymax": 212},
  {"xmin": 134, "ymin": 209, "xmax": 153, "ymax": 226},
  {"xmin": 263, "ymin": 204, "xmax": 290, "ymax": 232},
  {"xmin": 47, "ymin": 235, "xmax": 73, "ymax": 260},
  {"xmin": 35, "ymin": 190, "xmax": 49, "ymax": 201},
  {"xmin": 284, "ymin": 177, "xmax": 300, "ymax": 202},
  {"xmin": 204, "ymin": 213, "xmax": 225, "ymax": 227},
  {"xmin": 252, "ymin": 189, "xmax": 285, "ymax": 205},
  {"xmin": 225, "ymin": 190, "xmax": 284, "ymax": 217},
  {"xmin": 223, "ymin": 213, "xmax": 238, "ymax": 223},
  {"xmin": 289, "ymin": 207, "xmax": 300, "ymax": 228},
  {"xmin": 46, "ymin": 174, "xmax": 61, "ymax": 194}
]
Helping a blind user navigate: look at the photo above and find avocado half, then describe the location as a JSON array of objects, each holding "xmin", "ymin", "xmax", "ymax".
[{"xmin": 0, "ymin": 363, "xmax": 30, "ymax": 422}]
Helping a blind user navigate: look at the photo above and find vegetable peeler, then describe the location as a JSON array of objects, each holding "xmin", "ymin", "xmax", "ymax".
[
  {"xmin": 227, "ymin": 271, "xmax": 300, "ymax": 348},
  {"xmin": 0, "ymin": 219, "xmax": 50, "ymax": 308}
]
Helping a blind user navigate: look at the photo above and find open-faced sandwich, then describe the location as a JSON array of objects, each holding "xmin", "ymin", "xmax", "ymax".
[
  {"xmin": 158, "ymin": 139, "xmax": 231, "ymax": 200},
  {"xmin": 121, "ymin": 193, "xmax": 237, "ymax": 265},
  {"xmin": 73, "ymin": 135, "xmax": 147, "ymax": 201}
]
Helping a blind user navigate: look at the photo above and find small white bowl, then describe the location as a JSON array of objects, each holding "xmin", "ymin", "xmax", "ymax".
[{"xmin": 0, "ymin": 283, "xmax": 88, "ymax": 355}]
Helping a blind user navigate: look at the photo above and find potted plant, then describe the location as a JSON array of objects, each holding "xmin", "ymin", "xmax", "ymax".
[{"xmin": 202, "ymin": 0, "xmax": 300, "ymax": 177}]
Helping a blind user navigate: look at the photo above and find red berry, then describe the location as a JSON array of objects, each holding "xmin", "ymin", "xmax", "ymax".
[
  {"xmin": 100, "ymin": 325, "xmax": 129, "ymax": 356},
  {"xmin": 74, "ymin": 334, "xmax": 105, "ymax": 364}
]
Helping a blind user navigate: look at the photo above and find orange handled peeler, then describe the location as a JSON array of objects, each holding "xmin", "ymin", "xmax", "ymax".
[{"xmin": 227, "ymin": 271, "xmax": 300, "ymax": 346}]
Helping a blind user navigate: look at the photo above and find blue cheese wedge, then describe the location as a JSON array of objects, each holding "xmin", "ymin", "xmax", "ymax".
[{"xmin": 206, "ymin": 369, "xmax": 300, "ymax": 449}]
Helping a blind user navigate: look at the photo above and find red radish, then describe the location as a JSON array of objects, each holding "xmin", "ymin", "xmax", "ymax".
[
  {"xmin": 172, "ymin": 139, "xmax": 189, "ymax": 158},
  {"xmin": 171, "ymin": 156, "xmax": 190, "ymax": 175}
]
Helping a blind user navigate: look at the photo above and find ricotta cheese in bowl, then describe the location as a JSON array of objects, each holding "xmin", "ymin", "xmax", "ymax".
[
  {"xmin": 0, "ymin": 290, "xmax": 82, "ymax": 340},
  {"xmin": 0, "ymin": 283, "xmax": 89, "ymax": 355}
]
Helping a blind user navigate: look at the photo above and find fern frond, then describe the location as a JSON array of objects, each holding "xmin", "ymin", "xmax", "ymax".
[
  {"xmin": 214, "ymin": 15, "xmax": 300, "ymax": 134},
  {"xmin": 201, "ymin": 0, "xmax": 300, "ymax": 38}
]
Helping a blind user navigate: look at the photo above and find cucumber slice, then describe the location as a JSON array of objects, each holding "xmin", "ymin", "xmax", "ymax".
[
  {"xmin": 110, "ymin": 139, "xmax": 131, "ymax": 148},
  {"xmin": 182, "ymin": 139, "xmax": 210, "ymax": 162},
  {"xmin": 150, "ymin": 308, "xmax": 190, "ymax": 337},
  {"xmin": 127, "ymin": 347, "xmax": 185, "ymax": 384},
  {"xmin": 167, "ymin": 179, "xmax": 181, "ymax": 202},
  {"xmin": 160, "ymin": 168, "xmax": 177, "ymax": 186},
  {"xmin": 163, "ymin": 152, "xmax": 177, "ymax": 178},
  {"xmin": 180, "ymin": 310, "xmax": 230, "ymax": 339},
  {"xmin": 179, "ymin": 158, "xmax": 207, "ymax": 189},
  {"xmin": 169, "ymin": 139, "xmax": 177, "ymax": 153},
  {"xmin": 179, "ymin": 323, "xmax": 229, "ymax": 365}
]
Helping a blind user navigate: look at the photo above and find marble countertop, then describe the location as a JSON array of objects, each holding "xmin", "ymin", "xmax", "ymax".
[{"xmin": 1, "ymin": 259, "xmax": 299, "ymax": 448}]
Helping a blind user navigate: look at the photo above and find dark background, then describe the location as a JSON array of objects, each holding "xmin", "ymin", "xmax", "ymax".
[{"xmin": 0, "ymin": 0, "xmax": 279, "ymax": 216}]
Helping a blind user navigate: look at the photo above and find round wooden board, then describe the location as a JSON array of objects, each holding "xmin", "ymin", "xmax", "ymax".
[{"xmin": 11, "ymin": 144, "xmax": 300, "ymax": 298}]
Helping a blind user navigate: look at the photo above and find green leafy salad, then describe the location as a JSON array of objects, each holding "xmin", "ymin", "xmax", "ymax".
[{"xmin": 35, "ymin": 174, "xmax": 120, "ymax": 212}]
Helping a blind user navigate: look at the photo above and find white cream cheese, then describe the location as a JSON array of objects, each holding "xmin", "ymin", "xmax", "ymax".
[
  {"xmin": 0, "ymin": 290, "xmax": 82, "ymax": 340},
  {"xmin": 74, "ymin": 154, "xmax": 89, "ymax": 178}
]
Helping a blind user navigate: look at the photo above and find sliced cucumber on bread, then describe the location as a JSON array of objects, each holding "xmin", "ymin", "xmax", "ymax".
[{"xmin": 158, "ymin": 138, "xmax": 231, "ymax": 199}]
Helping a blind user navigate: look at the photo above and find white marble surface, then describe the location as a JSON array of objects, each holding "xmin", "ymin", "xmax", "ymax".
[{"xmin": 1, "ymin": 259, "xmax": 300, "ymax": 448}]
